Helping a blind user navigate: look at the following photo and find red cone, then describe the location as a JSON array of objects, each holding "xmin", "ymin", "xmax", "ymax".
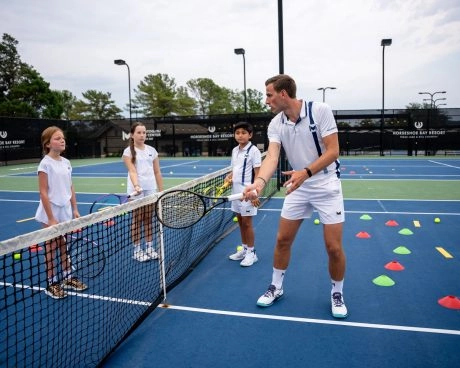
[
  {"xmin": 438, "ymin": 295, "xmax": 460, "ymax": 310},
  {"xmin": 385, "ymin": 220, "xmax": 399, "ymax": 227},
  {"xmin": 384, "ymin": 261, "xmax": 405, "ymax": 271},
  {"xmin": 356, "ymin": 231, "xmax": 371, "ymax": 238}
]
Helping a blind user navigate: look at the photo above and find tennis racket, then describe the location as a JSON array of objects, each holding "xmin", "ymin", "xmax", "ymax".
[
  {"xmin": 155, "ymin": 189, "xmax": 249, "ymax": 229},
  {"xmin": 68, "ymin": 234, "xmax": 105, "ymax": 278},
  {"xmin": 215, "ymin": 181, "xmax": 231, "ymax": 197},
  {"xmin": 89, "ymin": 191, "xmax": 141, "ymax": 214}
]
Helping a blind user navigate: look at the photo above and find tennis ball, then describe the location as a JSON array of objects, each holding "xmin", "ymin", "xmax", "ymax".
[
  {"xmin": 169, "ymin": 171, "xmax": 173, "ymax": 174},
  {"xmin": 121, "ymin": 183, "xmax": 125, "ymax": 186},
  {"xmin": 13, "ymin": 253, "xmax": 21, "ymax": 260},
  {"xmin": 233, "ymin": 216, "xmax": 238, "ymax": 222},
  {"xmin": 237, "ymin": 245, "xmax": 243, "ymax": 252},
  {"xmin": 314, "ymin": 219, "xmax": 320, "ymax": 225},
  {"xmin": 434, "ymin": 217, "xmax": 441, "ymax": 223}
]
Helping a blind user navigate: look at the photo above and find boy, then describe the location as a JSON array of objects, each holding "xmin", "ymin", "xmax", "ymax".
[{"xmin": 226, "ymin": 122, "xmax": 262, "ymax": 267}]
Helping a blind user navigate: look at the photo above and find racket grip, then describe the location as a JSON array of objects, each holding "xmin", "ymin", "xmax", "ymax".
[
  {"xmin": 227, "ymin": 189, "xmax": 257, "ymax": 202},
  {"xmin": 129, "ymin": 189, "xmax": 143, "ymax": 197}
]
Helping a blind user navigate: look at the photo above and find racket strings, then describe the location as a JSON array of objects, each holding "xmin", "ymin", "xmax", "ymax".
[{"xmin": 158, "ymin": 192, "xmax": 206, "ymax": 228}]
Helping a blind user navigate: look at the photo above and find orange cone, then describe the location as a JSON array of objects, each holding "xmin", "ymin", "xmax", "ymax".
[
  {"xmin": 438, "ymin": 295, "xmax": 460, "ymax": 310},
  {"xmin": 385, "ymin": 220, "xmax": 399, "ymax": 227}
]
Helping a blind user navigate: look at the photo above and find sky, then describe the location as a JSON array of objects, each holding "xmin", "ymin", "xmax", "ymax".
[{"xmin": 2, "ymin": 0, "xmax": 460, "ymax": 116}]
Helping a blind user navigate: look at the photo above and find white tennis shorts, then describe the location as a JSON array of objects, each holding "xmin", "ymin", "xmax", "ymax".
[
  {"xmin": 35, "ymin": 202, "xmax": 72, "ymax": 225},
  {"xmin": 231, "ymin": 182, "xmax": 257, "ymax": 217},
  {"xmin": 281, "ymin": 178, "xmax": 345, "ymax": 224}
]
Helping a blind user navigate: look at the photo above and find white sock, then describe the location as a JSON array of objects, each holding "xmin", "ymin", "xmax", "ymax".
[
  {"xmin": 63, "ymin": 270, "xmax": 71, "ymax": 280},
  {"xmin": 134, "ymin": 244, "xmax": 141, "ymax": 253},
  {"xmin": 272, "ymin": 267, "xmax": 286, "ymax": 290},
  {"xmin": 246, "ymin": 246, "xmax": 255, "ymax": 253},
  {"xmin": 145, "ymin": 241, "xmax": 153, "ymax": 249},
  {"xmin": 331, "ymin": 279, "xmax": 344, "ymax": 294},
  {"xmin": 242, "ymin": 244, "xmax": 248, "ymax": 252}
]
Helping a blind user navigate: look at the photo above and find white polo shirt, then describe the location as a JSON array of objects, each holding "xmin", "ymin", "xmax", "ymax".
[
  {"xmin": 231, "ymin": 142, "xmax": 262, "ymax": 192},
  {"xmin": 122, "ymin": 145, "xmax": 159, "ymax": 192},
  {"xmin": 267, "ymin": 100, "xmax": 340, "ymax": 184}
]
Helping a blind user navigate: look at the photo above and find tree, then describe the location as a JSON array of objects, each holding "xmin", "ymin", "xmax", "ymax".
[
  {"xmin": 186, "ymin": 78, "xmax": 233, "ymax": 115},
  {"xmin": 247, "ymin": 88, "xmax": 269, "ymax": 113},
  {"xmin": 56, "ymin": 90, "xmax": 78, "ymax": 120},
  {"xmin": 0, "ymin": 33, "xmax": 63, "ymax": 118},
  {"xmin": 71, "ymin": 90, "xmax": 122, "ymax": 120},
  {"xmin": 175, "ymin": 86, "xmax": 196, "ymax": 116},
  {"xmin": 134, "ymin": 73, "xmax": 178, "ymax": 117}
]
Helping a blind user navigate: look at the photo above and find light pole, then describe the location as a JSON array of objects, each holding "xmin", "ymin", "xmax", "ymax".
[
  {"xmin": 317, "ymin": 87, "xmax": 336, "ymax": 102},
  {"xmin": 114, "ymin": 59, "xmax": 132, "ymax": 127},
  {"xmin": 418, "ymin": 91, "xmax": 445, "ymax": 155},
  {"xmin": 433, "ymin": 97, "xmax": 446, "ymax": 108},
  {"xmin": 418, "ymin": 91, "xmax": 446, "ymax": 107},
  {"xmin": 234, "ymin": 48, "xmax": 247, "ymax": 114},
  {"xmin": 380, "ymin": 38, "xmax": 392, "ymax": 156}
]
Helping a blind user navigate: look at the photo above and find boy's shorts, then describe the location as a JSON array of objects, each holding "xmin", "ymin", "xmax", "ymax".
[
  {"xmin": 281, "ymin": 178, "xmax": 345, "ymax": 224},
  {"xmin": 231, "ymin": 199, "xmax": 258, "ymax": 217},
  {"xmin": 231, "ymin": 182, "xmax": 257, "ymax": 216}
]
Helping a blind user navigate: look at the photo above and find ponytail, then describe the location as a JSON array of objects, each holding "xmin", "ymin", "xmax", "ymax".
[{"xmin": 129, "ymin": 122, "xmax": 145, "ymax": 164}]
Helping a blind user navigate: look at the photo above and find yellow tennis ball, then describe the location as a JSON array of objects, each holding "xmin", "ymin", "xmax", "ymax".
[
  {"xmin": 121, "ymin": 183, "xmax": 125, "ymax": 186},
  {"xmin": 13, "ymin": 253, "xmax": 21, "ymax": 260},
  {"xmin": 314, "ymin": 219, "xmax": 320, "ymax": 225},
  {"xmin": 233, "ymin": 216, "xmax": 238, "ymax": 222},
  {"xmin": 237, "ymin": 245, "xmax": 243, "ymax": 252},
  {"xmin": 434, "ymin": 217, "xmax": 441, "ymax": 223}
]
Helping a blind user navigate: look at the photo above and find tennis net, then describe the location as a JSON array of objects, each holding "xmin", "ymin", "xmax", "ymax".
[{"xmin": 0, "ymin": 156, "xmax": 278, "ymax": 368}]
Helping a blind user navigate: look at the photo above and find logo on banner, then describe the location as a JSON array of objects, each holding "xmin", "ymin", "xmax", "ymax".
[
  {"xmin": 0, "ymin": 131, "xmax": 7, "ymax": 139},
  {"xmin": 414, "ymin": 121, "xmax": 423, "ymax": 129},
  {"xmin": 208, "ymin": 126, "xmax": 216, "ymax": 133},
  {"xmin": 122, "ymin": 131, "xmax": 130, "ymax": 141}
]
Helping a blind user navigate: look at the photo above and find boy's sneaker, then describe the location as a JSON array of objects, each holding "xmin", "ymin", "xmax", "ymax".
[
  {"xmin": 45, "ymin": 283, "xmax": 67, "ymax": 299},
  {"xmin": 133, "ymin": 250, "xmax": 150, "ymax": 262},
  {"xmin": 331, "ymin": 292, "xmax": 348, "ymax": 318},
  {"xmin": 229, "ymin": 247, "xmax": 246, "ymax": 261},
  {"xmin": 257, "ymin": 284, "xmax": 283, "ymax": 307},
  {"xmin": 62, "ymin": 277, "xmax": 88, "ymax": 291},
  {"xmin": 145, "ymin": 247, "xmax": 159, "ymax": 260},
  {"xmin": 240, "ymin": 250, "xmax": 258, "ymax": 267}
]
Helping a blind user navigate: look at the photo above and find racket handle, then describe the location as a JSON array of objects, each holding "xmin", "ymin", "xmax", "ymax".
[
  {"xmin": 227, "ymin": 189, "xmax": 257, "ymax": 202},
  {"xmin": 129, "ymin": 189, "xmax": 143, "ymax": 198}
]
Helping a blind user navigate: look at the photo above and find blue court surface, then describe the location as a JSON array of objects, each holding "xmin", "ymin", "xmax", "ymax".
[
  {"xmin": 1, "ymin": 157, "xmax": 459, "ymax": 368},
  {"xmin": 100, "ymin": 198, "xmax": 459, "ymax": 368}
]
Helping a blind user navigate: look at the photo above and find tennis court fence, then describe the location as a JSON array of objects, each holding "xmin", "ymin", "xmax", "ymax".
[{"xmin": 0, "ymin": 157, "xmax": 278, "ymax": 368}]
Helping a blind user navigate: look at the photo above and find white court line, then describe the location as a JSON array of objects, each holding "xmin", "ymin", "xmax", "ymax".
[
  {"xmin": 429, "ymin": 160, "xmax": 460, "ymax": 169},
  {"xmin": 158, "ymin": 304, "xmax": 460, "ymax": 336},
  {"xmin": 5, "ymin": 281, "xmax": 458, "ymax": 336},
  {"xmin": 1, "ymin": 282, "xmax": 151, "ymax": 306},
  {"xmin": 258, "ymin": 208, "xmax": 460, "ymax": 216}
]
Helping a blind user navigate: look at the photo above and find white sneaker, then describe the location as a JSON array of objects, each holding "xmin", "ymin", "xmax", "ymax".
[
  {"xmin": 229, "ymin": 247, "xmax": 246, "ymax": 261},
  {"xmin": 133, "ymin": 250, "xmax": 149, "ymax": 262},
  {"xmin": 145, "ymin": 247, "xmax": 159, "ymax": 260},
  {"xmin": 257, "ymin": 285, "xmax": 283, "ymax": 307},
  {"xmin": 331, "ymin": 292, "xmax": 348, "ymax": 318},
  {"xmin": 240, "ymin": 250, "xmax": 258, "ymax": 267}
]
